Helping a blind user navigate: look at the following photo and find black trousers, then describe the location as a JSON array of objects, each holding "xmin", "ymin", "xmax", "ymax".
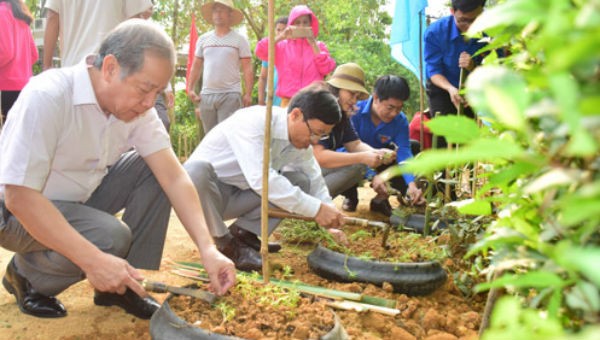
[
  {"xmin": 1, "ymin": 90, "xmax": 20, "ymax": 121},
  {"xmin": 426, "ymin": 80, "xmax": 474, "ymax": 149}
]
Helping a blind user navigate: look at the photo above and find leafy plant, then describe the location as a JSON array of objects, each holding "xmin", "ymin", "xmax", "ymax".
[
  {"xmin": 170, "ymin": 88, "xmax": 201, "ymax": 160},
  {"xmin": 215, "ymin": 301, "xmax": 236, "ymax": 323},
  {"xmin": 395, "ymin": 0, "xmax": 599, "ymax": 336}
]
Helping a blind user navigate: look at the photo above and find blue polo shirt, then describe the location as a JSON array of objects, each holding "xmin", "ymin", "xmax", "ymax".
[
  {"xmin": 424, "ymin": 15, "xmax": 488, "ymax": 87},
  {"xmin": 352, "ymin": 97, "xmax": 415, "ymax": 184}
]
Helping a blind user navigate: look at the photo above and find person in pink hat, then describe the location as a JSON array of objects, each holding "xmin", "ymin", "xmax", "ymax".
[{"xmin": 255, "ymin": 5, "xmax": 336, "ymax": 108}]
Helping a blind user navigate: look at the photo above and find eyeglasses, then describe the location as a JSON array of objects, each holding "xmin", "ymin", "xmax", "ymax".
[{"xmin": 304, "ymin": 119, "xmax": 329, "ymax": 142}]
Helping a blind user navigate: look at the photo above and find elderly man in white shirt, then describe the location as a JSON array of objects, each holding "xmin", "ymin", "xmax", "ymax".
[
  {"xmin": 184, "ymin": 84, "xmax": 347, "ymax": 272},
  {"xmin": 0, "ymin": 20, "xmax": 235, "ymax": 320}
]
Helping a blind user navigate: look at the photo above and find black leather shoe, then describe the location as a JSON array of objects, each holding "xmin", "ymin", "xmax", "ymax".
[
  {"xmin": 94, "ymin": 288, "xmax": 160, "ymax": 319},
  {"xmin": 2, "ymin": 259, "xmax": 67, "ymax": 318},
  {"xmin": 230, "ymin": 224, "xmax": 281, "ymax": 253},
  {"xmin": 216, "ymin": 234, "xmax": 263, "ymax": 272},
  {"xmin": 370, "ymin": 197, "xmax": 392, "ymax": 216},
  {"xmin": 342, "ymin": 197, "xmax": 358, "ymax": 212}
]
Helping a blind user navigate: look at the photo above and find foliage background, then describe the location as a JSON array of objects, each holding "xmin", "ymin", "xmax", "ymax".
[{"xmin": 149, "ymin": 0, "xmax": 422, "ymax": 115}]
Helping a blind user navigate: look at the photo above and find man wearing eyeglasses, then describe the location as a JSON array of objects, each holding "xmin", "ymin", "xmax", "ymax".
[
  {"xmin": 183, "ymin": 84, "xmax": 346, "ymax": 272},
  {"xmin": 424, "ymin": 0, "xmax": 488, "ymax": 148}
]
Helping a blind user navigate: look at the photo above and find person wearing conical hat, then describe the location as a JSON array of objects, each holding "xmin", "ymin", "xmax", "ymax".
[
  {"xmin": 187, "ymin": 0, "xmax": 253, "ymax": 133},
  {"xmin": 312, "ymin": 63, "xmax": 396, "ymax": 213}
]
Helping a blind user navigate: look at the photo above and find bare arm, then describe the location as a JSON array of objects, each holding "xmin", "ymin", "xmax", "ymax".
[
  {"xmin": 313, "ymin": 142, "xmax": 389, "ymax": 169},
  {"xmin": 4, "ymin": 185, "xmax": 147, "ymax": 297},
  {"xmin": 144, "ymin": 148, "xmax": 235, "ymax": 295},
  {"xmin": 257, "ymin": 65, "xmax": 267, "ymax": 105},
  {"xmin": 43, "ymin": 9, "xmax": 59, "ymax": 70},
  {"xmin": 240, "ymin": 58, "xmax": 253, "ymax": 107},
  {"xmin": 186, "ymin": 57, "xmax": 203, "ymax": 103}
]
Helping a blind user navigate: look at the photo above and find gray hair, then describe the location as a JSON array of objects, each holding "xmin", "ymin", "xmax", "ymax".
[{"xmin": 93, "ymin": 19, "xmax": 175, "ymax": 78}]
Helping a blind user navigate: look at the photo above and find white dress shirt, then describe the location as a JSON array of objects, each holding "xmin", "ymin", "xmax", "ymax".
[
  {"xmin": 188, "ymin": 105, "xmax": 332, "ymax": 218},
  {"xmin": 0, "ymin": 56, "xmax": 170, "ymax": 202}
]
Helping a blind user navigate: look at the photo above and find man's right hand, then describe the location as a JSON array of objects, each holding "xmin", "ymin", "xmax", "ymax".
[
  {"xmin": 315, "ymin": 203, "xmax": 345, "ymax": 228},
  {"xmin": 447, "ymin": 86, "xmax": 464, "ymax": 109},
  {"xmin": 84, "ymin": 252, "xmax": 147, "ymax": 298},
  {"xmin": 188, "ymin": 90, "xmax": 201, "ymax": 104}
]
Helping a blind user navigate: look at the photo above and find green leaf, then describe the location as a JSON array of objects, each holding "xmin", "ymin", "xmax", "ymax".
[
  {"xmin": 467, "ymin": 1, "xmax": 546, "ymax": 36},
  {"xmin": 559, "ymin": 198, "xmax": 600, "ymax": 226},
  {"xmin": 566, "ymin": 281, "xmax": 600, "ymax": 312},
  {"xmin": 404, "ymin": 138, "xmax": 523, "ymax": 175},
  {"xmin": 561, "ymin": 247, "xmax": 600, "ymax": 286},
  {"xmin": 426, "ymin": 116, "xmax": 481, "ymax": 144},
  {"xmin": 466, "ymin": 66, "xmax": 528, "ymax": 131},
  {"xmin": 476, "ymin": 271, "xmax": 568, "ymax": 292},
  {"xmin": 447, "ymin": 199, "xmax": 492, "ymax": 216},
  {"xmin": 523, "ymin": 168, "xmax": 580, "ymax": 194},
  {"xmin": 486, "ymin": 161, "xmax": 539, "ymax": 188},
  {"xmin": 566, "ymin": 129, "xmax": 598, "ymax": 156},
  {"xmin": 466, "ymin": 228, "xmax": 527, "ymax": 258}
]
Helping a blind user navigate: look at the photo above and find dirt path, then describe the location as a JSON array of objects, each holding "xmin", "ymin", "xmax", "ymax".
[
  {"xmin": 0, "ymin": 209, "xmax": 195, "ymax": 340},
  {"xmin": 0, "ymin": 187, "xmax": 482, "ymax": 339}
]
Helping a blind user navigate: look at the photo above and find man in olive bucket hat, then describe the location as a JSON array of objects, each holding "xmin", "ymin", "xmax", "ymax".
[
  {"xmin": 313, "ymin": 63, "xmax": 398, "ymax": 213},
  {"xmin": 187, "ymin": 0, "xmax": 253, "ymax": 133}
]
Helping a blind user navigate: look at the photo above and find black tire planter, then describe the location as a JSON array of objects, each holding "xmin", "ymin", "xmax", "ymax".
[
  {"xmin": 150, "ymin": 289, "xmax": 349, "ymax": 340},
  {"xmin": 307, "ymin": 245, "xmax": 447, "ymax": 296},
  {"xmin": 390, "ymin": 213, "xmax": 449, "ymax": 234}
]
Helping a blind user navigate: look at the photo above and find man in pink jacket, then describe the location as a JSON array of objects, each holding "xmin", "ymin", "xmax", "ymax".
[{"xmin": 255, "ymin": 5, "xmax": 335, "ymax": 107}]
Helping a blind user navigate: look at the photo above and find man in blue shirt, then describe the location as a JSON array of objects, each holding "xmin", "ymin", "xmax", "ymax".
[
  {"xmin": 352, "ymin": 75, "xmax": 424, "ymax": 216},
  {"xmin": 424, "ymin": 0, "xmax": 487, "ymax": 148}
]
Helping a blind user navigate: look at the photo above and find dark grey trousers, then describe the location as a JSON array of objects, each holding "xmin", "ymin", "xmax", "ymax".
[
  {"xmin": 0, "ymin": 151, "xmax": 171, "ymax": 296},
  {"xmin": 321, "ymin": 164, "xmax": 366, "ymax": 198},
  {"xmin": 184, "ymin": 159, "xmax": 309, "ymax": 238}
]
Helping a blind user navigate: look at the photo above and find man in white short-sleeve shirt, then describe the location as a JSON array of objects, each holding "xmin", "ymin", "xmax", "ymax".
[
  {"xmin": 0, "ymin": 20, "xmax": 234, "ymax": 320},
  {"xmin": 43, "ymin": 0, "xmax": 153, "ymax": 69}
]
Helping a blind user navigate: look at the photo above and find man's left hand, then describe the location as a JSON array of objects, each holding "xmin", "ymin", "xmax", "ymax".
[
  {"xmin": 200, "ymin": 245, "xmax": 236, "ymax": 295},
  {"xmin": 407, "ymin": 182, "xmax": 425, "ymax": 206}
]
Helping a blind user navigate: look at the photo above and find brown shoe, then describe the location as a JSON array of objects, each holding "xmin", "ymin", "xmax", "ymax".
[
  {"xmin": 230, "ymin": 224, "xmax": 281, "ymax": 253},
  {"xmin": 215, "ymin": 233, "xmax": 263, "ymax": 272}
]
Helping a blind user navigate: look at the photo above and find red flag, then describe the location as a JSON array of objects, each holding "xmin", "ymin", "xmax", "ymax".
[{"xmin": 186, "ymin": 14, "xmax": 198, "ymax": 94}]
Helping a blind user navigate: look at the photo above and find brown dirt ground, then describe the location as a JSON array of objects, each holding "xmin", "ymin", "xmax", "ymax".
[{"xmin": 0, "ymin": 186, "xmax": 484, "ymax": 339}]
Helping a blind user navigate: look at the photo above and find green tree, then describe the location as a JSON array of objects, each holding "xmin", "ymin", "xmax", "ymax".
[{"xmin": 152, "ymin": 0, "xmax": 421, "ymax": 114}]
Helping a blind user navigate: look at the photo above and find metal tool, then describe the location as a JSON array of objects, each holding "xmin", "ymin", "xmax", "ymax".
[
  {"xmin": 268, "ymin": 208, "xmax": 389, "ymax": 229},
  {"xmin": 141, "ymin": 280, "xmax": 217, "ymax": 303}
]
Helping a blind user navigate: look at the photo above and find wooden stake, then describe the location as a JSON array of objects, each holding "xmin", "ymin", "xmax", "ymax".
[{"xmin": 260, "ymin": 0, "xmax": 276, "ymax": 283}]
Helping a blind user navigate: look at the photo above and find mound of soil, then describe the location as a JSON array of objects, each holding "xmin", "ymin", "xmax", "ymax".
[{"xmin": 168, "ymin": 279, "xmax": 338, "ymax": 339}]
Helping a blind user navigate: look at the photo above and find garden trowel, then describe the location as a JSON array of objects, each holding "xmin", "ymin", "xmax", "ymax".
[{"xmin": 141, "ymin": 279, "xmax": 217, "ymax": 303}]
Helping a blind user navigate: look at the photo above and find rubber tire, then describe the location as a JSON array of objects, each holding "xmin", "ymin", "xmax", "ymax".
[
  {"xmin": 307, "ymin": 245, "xmax": 447, "ymax": 296},
  {"xmin": 390, "ymin": 214, "xmax": 449, "ymax": 234},
  {"xmin": 150, "ymin": 288, "xmax": 349, "ymax": 340}
]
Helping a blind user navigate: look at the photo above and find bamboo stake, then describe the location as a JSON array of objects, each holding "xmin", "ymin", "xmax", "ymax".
[
  {"xmin": 260, "ymin": 0, "xmax": 276, "ymax": 283},
  {"xmin": 268, "ymin": 208, "xmax": 389, "ymax": 229},
  {"xmin": 170, "ymin": 261, "xmax": 398, "ymax": 309},
  {"xmin": 424, "ymin": 112, "xmax": 440, "ymax": 236},
  {"xmin": 418, "ymin": 8, "xmax": 425, "ymax": 152}
]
